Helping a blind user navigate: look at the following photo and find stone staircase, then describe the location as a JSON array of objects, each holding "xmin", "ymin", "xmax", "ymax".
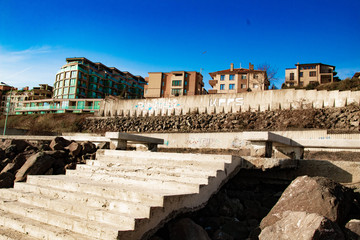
[{"xmin": 0, "ymin": 150, "xmax": 289, "ymax": 240}]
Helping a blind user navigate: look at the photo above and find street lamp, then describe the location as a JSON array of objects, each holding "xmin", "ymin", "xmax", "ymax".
[{"xmin": 2, "ymin": 83, "xmax": 13, "ymax": 135}]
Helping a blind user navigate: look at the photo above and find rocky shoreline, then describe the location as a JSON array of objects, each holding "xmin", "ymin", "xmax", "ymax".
[{"xmin": 81, "ymin": 104, "xmax": 360, "ymax": 134}]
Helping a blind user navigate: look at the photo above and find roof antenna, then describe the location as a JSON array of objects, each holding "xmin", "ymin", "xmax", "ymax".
[{"xmin": 240, "ymin": 63, "xmax": 242, "ymax": 69}]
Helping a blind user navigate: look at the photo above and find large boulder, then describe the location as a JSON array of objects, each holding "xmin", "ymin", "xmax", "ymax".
[
  {"xmin": 168, "ymin": 218, "xmax": 211, "ymax": 240},
  {"xmin": 65, "ymin": 142, "xmax": 81, "ymax": 157},
  {"xmin": 1, "ymin": 139, "xmax": 31, "ymax": 153},
  {"xmin": 259, "ymin": 211, "xmax": 344, "ymax": 240},
  {"xmin": 49, "ymin": 137, "xmax": 71, "ymax": 151},
  {"xmin": 260, "ymin": 176, "xmax": 353, "ymax": 230},
  {"xmin": 81, "ymin": 141, "xmax": 97, "ymax": 154},
  {"xmin": 345, "ymin": 219, "xmax": 360, "ymax": 239},
  {"xmin": 15, "ymin": 152, "xmax": 56, "ymax": 182},
  {"xmin": 0, "ymin": 172, "xmax": 15, "ymax": 188},
  {"xmin": 0, "ymin": 153, "xmax": 26, "ymax": 174}
]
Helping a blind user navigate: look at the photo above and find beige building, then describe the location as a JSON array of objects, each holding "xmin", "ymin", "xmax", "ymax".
[
  {"xmin": 208, "ymin": 63, "xmax": 268, "ymax": 94},
  {"xmin": 285, "ymin": 63, "xmax": 336, "ymax": 87},
  {"xmin": 144, "ymin": 71, "xmax": 204, "ymax": 98}
]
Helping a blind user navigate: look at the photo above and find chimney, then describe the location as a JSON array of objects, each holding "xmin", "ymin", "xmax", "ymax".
[
  {"xmin": 249, "ymin": 62, "xmax": 254, "ymax": 70},
  {"xmin": 230, "ymin": 63, "xmax": 234, "ymax": 71}
]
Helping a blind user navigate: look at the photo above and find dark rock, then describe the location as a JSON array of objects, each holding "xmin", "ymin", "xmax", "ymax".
[
  {"xmin": 97, "ymin": 142, "xmax": 110, "ymax": 149},
  {"xmin": 168, "ymin": 218, "xmax": 211, "ymax": 240},
  {"xmin": 15, "ymin": 152, "xmax": 56, "ymax": 182},
  {"xmin": 259, "ymin": 211, "xmax": 345, "ymax": 240},
  {"xmin": 0, "ymin": 153, "xmax": 26, "ymax": 174},
  {"xmin": 65, "ymin": 142, "xmax": 82, "ymax": 157},
  {"xmin": 212, "ymin": 230, "xmax": 234, "ymax": 240},
  {"xmin": 221, "ymin": 219, "xmax": 249, "ymax": 240},
  {"xmin": 345, "ymin": 219, "xmax": 360, "ymax": 239},
  {"xmin": 2, "ymin": 139, "xmax": 31, "ymax": 153},
  {"xmin": 49, "ymin": 137, "xmax": 71, "ymax": 151},
  {"xmin": 0, "ymin": 158, "xmax": 11, "ymax": 172},
  {"xmin": 260, "ymin": 176, "xmax": 353, "ymax": 230},
  {"xmin": 0, "ymin": 172, "xmax": 15, "ymax": 188},
  {"xmin": 81, "ymin": 141, "xmax": 97, "ymax": 154}
]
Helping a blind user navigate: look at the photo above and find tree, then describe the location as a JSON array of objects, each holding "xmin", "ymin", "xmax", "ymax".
[{"xmin": 257, "ymin": 63, "xmax": 278, "ymax": 90}]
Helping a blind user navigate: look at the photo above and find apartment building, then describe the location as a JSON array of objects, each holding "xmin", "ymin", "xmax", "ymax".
[
  {"xmin": 53, "ymin": 57, "xmax": 146, "ymax": 100},
  {"xmin": 144, "ymin": 71, "xmax": 204, "ymax": 98},
  {"xmin": 284, "ymin": 63, "xmax": 336, "ymax": 87},
  {"xmin": 208, "ymin": 63, "xmax": 268, "ymax": 94},
  {"xmin": 1, "ymin": 84, "xmax": 53, "ymax": 114}
]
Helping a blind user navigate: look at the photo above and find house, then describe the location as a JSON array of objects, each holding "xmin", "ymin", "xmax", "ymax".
[
  {"xmin": 144, "ymin": 71, "xmax": 204, "ymax": 98},
  {"xmin": 208, "ymin": 63, "xmax": 268, "ymax": 94},
  {"xmin": 285, "ymin": 63, "xmax": 336, "ymax": 87}
]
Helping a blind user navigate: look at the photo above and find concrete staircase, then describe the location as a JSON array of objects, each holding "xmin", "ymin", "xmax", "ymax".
[{"xmin": 0, "ymin": 150, "xmax": 259, "ymax": 239}]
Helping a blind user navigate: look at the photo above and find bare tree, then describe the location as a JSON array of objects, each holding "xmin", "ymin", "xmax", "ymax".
[{"xmin": 257, "ymin": 63, "xmax": 278, "ymax": 89}]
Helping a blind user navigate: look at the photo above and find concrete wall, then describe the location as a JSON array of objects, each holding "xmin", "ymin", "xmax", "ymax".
[
  {"xmin": 135, "ymin": 130, "xmax": 360, "ymax": 150},
  {"xmin": 98, "ymin": 89, "xmax": 360, "ymax": 117}
]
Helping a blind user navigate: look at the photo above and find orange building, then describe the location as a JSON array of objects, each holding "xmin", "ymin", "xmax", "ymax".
[{"xmin": 144, "ymin": 71, "xmax": 205, "ymax": 98}]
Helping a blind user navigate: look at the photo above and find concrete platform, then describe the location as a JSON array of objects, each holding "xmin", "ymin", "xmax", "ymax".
[{"xmin": 0, "ymin": 150, "xmax": 296, "ymax": 240}]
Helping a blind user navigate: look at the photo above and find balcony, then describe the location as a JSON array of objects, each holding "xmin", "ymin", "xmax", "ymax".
[
  {"xmin": 209, "ymin": 80, "xmax": 218, "ymax": 87},
  {"xmin": 208, "ymin": 89, "xmax": 217, "ymax": 94}
]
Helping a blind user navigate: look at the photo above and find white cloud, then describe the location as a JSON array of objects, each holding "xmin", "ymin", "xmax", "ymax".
[{"xmin": 0, "ymin": 46, "xmax": 61, "ymax": 88}]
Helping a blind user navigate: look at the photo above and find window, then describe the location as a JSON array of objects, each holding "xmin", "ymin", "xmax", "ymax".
[
  {"xmin": 161, "ymin": 90, "xmax": 164, "ymax": 95},
  {"xmin": 253, "ymin": 84, "xmax": 258, "ymax": 88},
  {"xmin": 65, "ymin": 72, "xmax": 70, "ymax": 79},
  {"xmin": 309, "ymin": 71, "xmax": 316, "ymax": 77},
  {"xmin": 69, "ymin": 87, "xmax": 75, "ymax": 94},
  {"xmin": 300, "ymin": 72, "xmax": 303, "ymax": 77},
  {"xmin": 59, "ymin": 81, "xmax": 63, "ymax": 87},
  {"xmin": 185, "ymin": 73, "xmax": 188, "ymax": 77},
  {"xmin": 172, "ymin": 80, "xmax": 182, "ymax": 86},
  {"xmin": 229, "ymin": 84, "xmax": 235, "ymax": 90},
  {"xmin": 229, "ymin": 74, "xmax": 235, "ymax": 80},
  {"xmin": 171, "ymin": 89, "xmax": 181, "ymax": 95},
  {"xmin": 71, "ymin": 71, "xmax": 77, "ymax": 78},
  {"xmin": 64, "ymin": 80, "xmax": 70, "ymax": 86},
  {"xmin": 174, "ymin": 73, "xmax": 182, "ymax": 76},
  {"xmin": 60, "ymin": 73, "xmax": 64, "ymax": 79},
  {"xmin": 162, "ymin": 81, "xmax": 165, "ymax": 86},
  {"xmin": 241, "ymin": 84, "xmax": 246, "ymax": 89},
  {"xmin": 220, "ymin": 75, "xmax": 225, "ymax": 80},
  {"xmin": 184, "ymin": 89, "xmax": 187, "ymax": 94},
  {"xmin": 241, "ymin": 74, "xmax": 247, "ymax": 79},
  {"xmin": 185, "ymin": 81, "xmax": 187, "ymax": 86},
  {"xmin": 220, "ymin": 84, "xmax": 225, "ymax": 90},
  {"xmin": 290, "ymin": 73, "xmax": 294, "ymax": 80},
  {"xmin": 63, "ymin": 87, "xmax": 69, "ymax": 94},
  {"xmin": 253, "ymin": 74, "xmax": 258, "ymax": 79}
]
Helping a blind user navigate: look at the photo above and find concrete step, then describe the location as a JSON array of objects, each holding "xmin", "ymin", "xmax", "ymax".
[
  {"xmin": 0, "ymin": 209, "xmax": 94, "ymax": 240},
  {"xmin": 67, "ymin": 168, "xmax": 208, "ymax": 186},
  {"xmin": 26, "ymin": 175, "xmax": 169, "ymax": 205},
  {"xmin": 0, "ymin": 188, "xmax": 141, "ymax": 225},
  {"xmin": 0, "ymin": 198, "xmax": 122, "ymax": 239},
  {"xmin": 78, "ymin": 163, "xmax": 218, "ymax": 179},
  {"xmin": 0, "ymin": 225, "xmax": 38, "ymax": 240},
  {"xmin": 90, "ymin": 155, "xmax": 226, "ymax": 169},
  {"xmin": 13, "ymin": 182, "xmax": 153, "ymax": 217},
  {"xmin": 97, "ymin": 150, "xmax": 234, "ymax": 164}
]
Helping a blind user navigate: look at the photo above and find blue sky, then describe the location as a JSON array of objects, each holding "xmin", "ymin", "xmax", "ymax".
[{"xmin": 0, "ymin": 0, "xmax": 359, "ymax": 90}]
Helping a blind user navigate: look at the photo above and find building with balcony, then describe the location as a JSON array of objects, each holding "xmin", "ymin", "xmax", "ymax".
[
  {"xmin": 1, "ymin": 84, "xmax": 53, "ymax": 115},
  {"xmin": 53, "ymin": 57, "xmax": 146, "ymax": 100},
  {"xmin": 284, "ymin": 63, "xmax": 336, "ymax": 87},
  {"xmin": 144, "ymin": 71, "xmax": 204, "ymax": 98},
  {"xmin": 13, "ymin": 98, "xmax": 101, "ymax": 115},
  {"xmin": 208, "ymin": 63, "xmax": 268, "ymax": 94}
]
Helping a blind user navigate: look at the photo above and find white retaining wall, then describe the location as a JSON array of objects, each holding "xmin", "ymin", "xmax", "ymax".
[{"xmin": 98, "ymin": 89, "xmax": 360, "ymax": 117}]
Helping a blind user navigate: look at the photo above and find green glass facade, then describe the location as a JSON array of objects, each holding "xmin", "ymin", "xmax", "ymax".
[{"xmin": 53, "ymin": 57, "xmax": 145, "ymax": 100}]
